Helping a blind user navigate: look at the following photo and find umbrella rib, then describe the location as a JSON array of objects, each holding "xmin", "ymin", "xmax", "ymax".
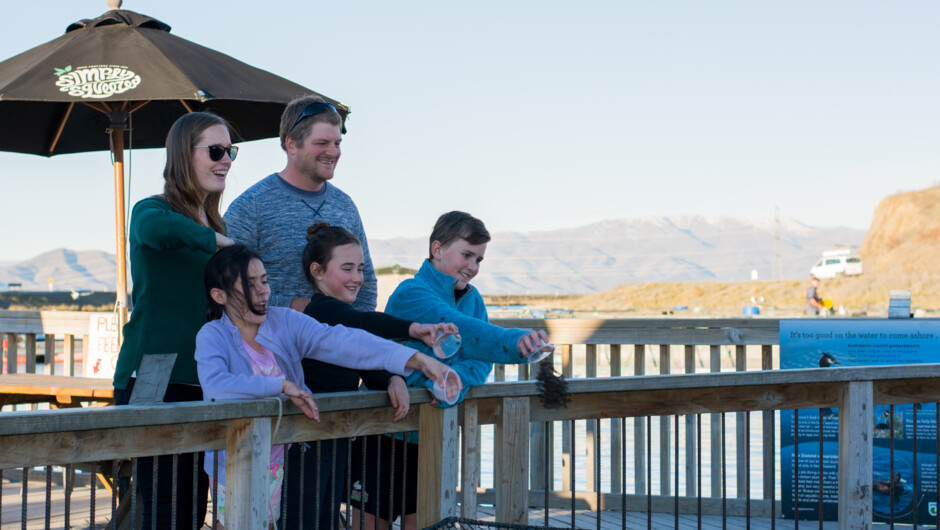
[
  {"xmin": 81, "ymin": 102, "xmax": 111, "ymax": 114},
  {"xmin": 179, "ymin": 100, "xmax": 194, "ymax": 113},
  {"xmin": 127, "ymin": 101, "xmax": 152, "ymax": 114},
  {"xmin": 48, "ymin": 102, "xmax": 75, "ymax": 154}
]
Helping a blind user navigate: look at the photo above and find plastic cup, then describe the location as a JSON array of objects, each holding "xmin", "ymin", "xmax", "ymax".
[
  {"xmin": 429, "ymin": 369, "xmax": 461, "ymax": 406},
  {"xmin": 525, "ymin": 341, "xmax": 555, "ymax": 363},
  {"xmin": 432, "ymin": 330, "xmax": 461, "ymax": 360}
]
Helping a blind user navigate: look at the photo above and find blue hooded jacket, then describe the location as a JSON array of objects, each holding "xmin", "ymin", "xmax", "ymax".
[{"xmin": 385, "ymin": 260, "xmax": 528, "ymax": 408}]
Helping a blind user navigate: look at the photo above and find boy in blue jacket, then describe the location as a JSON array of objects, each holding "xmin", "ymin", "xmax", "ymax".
[{"xmin": 354, "ymin": 211, "xmax": 550, "ymax": 530}]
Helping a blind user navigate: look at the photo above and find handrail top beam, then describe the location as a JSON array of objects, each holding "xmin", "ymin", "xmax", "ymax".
[{"xmin": 2, "ymin": 363, "xmax": 940, "ymax": 436}]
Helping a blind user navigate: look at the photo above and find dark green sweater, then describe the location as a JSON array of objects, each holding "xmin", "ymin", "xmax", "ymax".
[{"xmin": 113, "ymin": 197, "xmax": 218, "ymax": 390}]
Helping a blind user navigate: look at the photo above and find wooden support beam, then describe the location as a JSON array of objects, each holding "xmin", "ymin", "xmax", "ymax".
[
  {"xmin": 44, "ymin": 334, "xmax": 55, "ymax": 376},
  {"xmin": 225, "ymin": 417, "xmax": 271, "ymax": 530},
  {"xmin": 24, "ymin": 334, "xmax": 37, "ymax": 374},
  {"xmin": 495, "ymin": 397, "xmax": 529, "ymax": 525},
  {"xmin": 838, "ymin": 381, "xmax": 872, "ymax": 527},
  {"xmin": 63, "ymin": 334, "xmax": 74, "ymax": 377},
  {"xmin": 609, "ymin": 344, "xmax": 622, "ymax": 493},
  {"xmin": 560, "ymin": 344, "xmax": 573, "ymax": 493},
  {"xmin": 761, "ymin": 344, "xmax": 775, "ymax": 501},
  {"xmin": 461, "ymin": 401, "xmax": 479, "ymax": 518},
  {"xmin": 6, "ymin": 333, "xmax": 17, "ymax": 374},
  {"xmin": 659, "ymin": 344, "xmax": 671, "ymax": 496},
  {"xmin": 684, "ymin": 344, "xmax": 697, "ymax": 496},
  {"xmin": 735, "ymin": 344, "xmax": 747, "ymax": 498},
  {"xmin": 710, "ymin": 344, "xmax": 721, "ymax": 497},
  {"xmin": 634, "ymin": 344, "xmax": 646, "ymax": 494},
  {"xmin": 416, "ymin": 404, "xmax": 457, "ymax": 528},
  {"xmin": 585, "ymin": 344, "xmax": 597, "ymax": 493}
]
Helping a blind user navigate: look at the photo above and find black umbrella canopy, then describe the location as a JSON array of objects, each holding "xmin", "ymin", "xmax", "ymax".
[
  {"xmin": 0, "ymin": 8, "xmax": 349, "ymax": 156},
  {"xmin": 0, "ymin": 3, "xmax": 349, "ymax": 313}
]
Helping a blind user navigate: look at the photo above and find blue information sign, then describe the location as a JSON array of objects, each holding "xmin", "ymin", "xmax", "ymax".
[{"xmin": 779, "ymin": 319, "xmax": 940, "ymax": 523}]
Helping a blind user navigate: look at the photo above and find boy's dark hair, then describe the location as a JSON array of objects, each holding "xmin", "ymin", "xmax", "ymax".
[
  {"xmin": 428, "ymin": 211, "xmax": 491, "ymax": 259},
  {"xmin": 205, "ymin": 245, "xmax": 266, "ymax": 321},
  {"xmin": 301, "ymin": 221, "xmax": 361, "ymax": 290}
]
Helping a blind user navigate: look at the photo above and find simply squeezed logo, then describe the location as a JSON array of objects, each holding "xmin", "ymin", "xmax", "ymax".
[{"xmin": 54, "ymin": 65, "xmax": 141, "ymax": 99}]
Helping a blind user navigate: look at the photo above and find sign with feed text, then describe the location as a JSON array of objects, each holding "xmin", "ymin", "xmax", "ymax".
[
  {"xmin": 780, "ymin": 319, "xmax": 940, "ymax": 523},
  {"xmin": 84, "ymin": 314, "xmax": 120, "ymax": 379}
]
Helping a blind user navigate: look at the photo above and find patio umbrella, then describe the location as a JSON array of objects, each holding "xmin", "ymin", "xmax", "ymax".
[{"xmin": 0, "ymin": 0, "xmax": 348, "ymax": 312}]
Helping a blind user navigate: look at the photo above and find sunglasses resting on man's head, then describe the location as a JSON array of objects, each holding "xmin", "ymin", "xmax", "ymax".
[{"xmin": 287, "ymin": 102, "xmax": 347, "ymax": 135}]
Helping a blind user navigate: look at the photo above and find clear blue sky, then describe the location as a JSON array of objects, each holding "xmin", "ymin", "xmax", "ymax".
[{"xmin": 1, "ymin": 1, "xmax": 938, "ymax": 261}]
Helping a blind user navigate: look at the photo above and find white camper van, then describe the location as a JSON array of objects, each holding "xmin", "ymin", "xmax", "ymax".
[{"xmin": 810, "ymin": 249, "xmax": 863, "ymax": 279}]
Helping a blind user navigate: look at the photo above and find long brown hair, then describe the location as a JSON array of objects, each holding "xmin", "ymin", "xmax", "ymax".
[{"xmin": 161, "ymin": 112, "xmax": 230, "ymax": 233}]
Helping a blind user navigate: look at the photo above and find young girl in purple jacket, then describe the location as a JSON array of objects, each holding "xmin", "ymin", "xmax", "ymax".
[{"xmin": 194, "ymin": 245, "xmax": 456, "ymax": 528}]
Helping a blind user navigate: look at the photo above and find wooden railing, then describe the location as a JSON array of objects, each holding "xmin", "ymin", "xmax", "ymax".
[
  {"xmin": 0, "ymin": 309, "xmax": 110, "ymax": 376},
  {"xmin": 2, "ymin": 363, "xmax": 940, "ymax": 528},
  {"xmin": 493, "ymin": 317, "xmax": 781, "ymax": 513},
  {"xmin": 2, "ymin": 312, "xmax": 937, "ymax": 528}
]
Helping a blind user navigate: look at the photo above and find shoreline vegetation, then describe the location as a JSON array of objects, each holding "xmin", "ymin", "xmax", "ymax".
[{"xmin": 9, "ymin": 272, "xmax": 938, "ymax": 318}]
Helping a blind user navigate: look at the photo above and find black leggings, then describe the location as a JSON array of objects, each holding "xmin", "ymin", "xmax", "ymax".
[{"xmin": 113, "ymin": 379, "xmax": 209, "ymax": 530}]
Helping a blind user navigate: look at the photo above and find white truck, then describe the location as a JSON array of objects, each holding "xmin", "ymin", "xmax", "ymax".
[{"xmin": 810, "ymin": 249, "xmax": 863, "ymax": 279}]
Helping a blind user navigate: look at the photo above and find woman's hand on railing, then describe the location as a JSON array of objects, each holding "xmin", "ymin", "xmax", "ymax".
[
  {"xmin": 387, "ymin": 376, "xmax": 411, "ymax": 421},
  {"xmin": 409, "ymin": 322, "xmax": 460, "ymax": 349},
  {"xmin": 282, "ymin": 380, "xmax": 319, "ymax": 421}
]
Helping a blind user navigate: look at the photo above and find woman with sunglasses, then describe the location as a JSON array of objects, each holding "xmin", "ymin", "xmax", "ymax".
[{"xmin": 112, "ymin": 111, "xmax": 237, "ymax": 529}]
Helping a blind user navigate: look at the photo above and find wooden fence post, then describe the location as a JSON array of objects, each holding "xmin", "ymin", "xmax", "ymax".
[
  {"xmin": 561, "ymin": 344, "xmax": 574, "ymax": 492},
  {"xmin": 225, "ymin": 417, "xmax": 271, "ymax": 530},
  {"xmin": 610, "ymin": 344, "xmax": 622, "ymax": 493},
  {"xmin": 762, "ymin": 344, "xmax": 775, "ymax": 502},
  {"xmin": 6, "ymin": 333, "xmax": 17, "ymax": 374},
  {"xmin": 44, "ymin": 334, "xmax": 55, "ymax": 375},
  {"xmin": 659, "ymin": 343, "xmax": 671, "ymax": 496},
  {"xmin": 838, "ymin": 380, "xmax": 872, "ymax": 527},
  {"xmin": 496, "ymin": 397, "xmax": 530, "ymax": 525},
  {"xmin": 634, "ymin": 344, "xmax": 647, "ymax": 494},
  {"xmin": 461, "ymin": 401, "xmax": 479, "ymax": 518},
  {"xmin": 710, "ymin": 344, "xmax": 722, "ymax": 497},
  {"xmin": 585, "ymin": 344, "xmax": 597, "ymax": 493},
  {"xmin": 417, "ymin": 404, "xmax": 458, "ymax": 528},
  {"xmin": 684, "ymin": 344, "xmax": 697, "ymax": 496},
  {"xmin": 735, "ymin": 344, "xmax": 746, "ymax": 498}
]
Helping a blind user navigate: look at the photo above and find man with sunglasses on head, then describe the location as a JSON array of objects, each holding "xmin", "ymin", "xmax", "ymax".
[
  {"xmin": 225, "ymin": 95, "xmax": 376, "ymax": 313},
  {"xmin": 224, "ymin": 95, "xmax": 375, "ymax": 530}
]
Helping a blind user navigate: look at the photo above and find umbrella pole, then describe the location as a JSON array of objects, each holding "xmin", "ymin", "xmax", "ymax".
[{"xmin": 111, "ymin": 128, "xmax": 129, "ymax": 335}]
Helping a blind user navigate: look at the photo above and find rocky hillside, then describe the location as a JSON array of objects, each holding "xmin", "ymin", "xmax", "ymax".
[{"xmin": 858, "ymin": 185, "xmax": 940, "ymax": 276}]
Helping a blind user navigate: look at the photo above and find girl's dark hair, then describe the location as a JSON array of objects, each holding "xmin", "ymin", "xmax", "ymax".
[
  {"xmin": 301, "ymin": 222, "xmax": 361, "ymax": 290},
  {"xmin": 205, "ymin": 245, "xmax": 266, "ymax": 321},
  {"xmin": 162, "ymin": 112, "xmax": 231, "ymax": 234},
  {"xmin": 428, "ymin": 211, "xmax": 491, "ymax": 259}
]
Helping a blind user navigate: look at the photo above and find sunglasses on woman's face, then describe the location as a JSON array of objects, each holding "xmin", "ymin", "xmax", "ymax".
[{"xmin": 194, "ymin": 144, "xmax": 238, "ymax": 161}]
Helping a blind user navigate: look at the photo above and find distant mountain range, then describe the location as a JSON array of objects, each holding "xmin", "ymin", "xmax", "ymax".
[{"xmin": 0, "ymin": 216, "xmax": 865, "ymax": 295}]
